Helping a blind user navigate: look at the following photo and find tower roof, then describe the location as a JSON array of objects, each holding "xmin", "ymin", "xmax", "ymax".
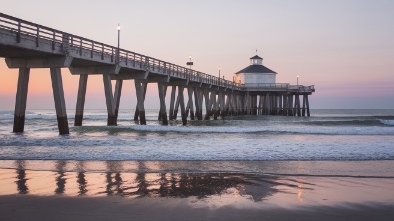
[
  {"xmin": 235, "ymin": 65, "xmax": 277, "ymax": 74},
  {"xmin": 250, "ymin": 55, "xmax": 263, "ymax": 60}
]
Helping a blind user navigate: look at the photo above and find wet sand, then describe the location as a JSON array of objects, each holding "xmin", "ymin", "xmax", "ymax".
[
  {"xmin": 1, "ymin": 160, "xmax": 394, "ymax": 220},
  {"xmin": 1, "ymin": 195, "xmax": 394, "ymax": 221}
]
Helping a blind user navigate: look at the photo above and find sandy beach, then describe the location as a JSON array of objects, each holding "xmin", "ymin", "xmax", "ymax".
[
  {"xmin": 1, "ymin": 160, "xmax": 394, "ymax": 220},
  {"xmin": 1, "ymin": 194, "xmax": 394, "ymax": 221}
]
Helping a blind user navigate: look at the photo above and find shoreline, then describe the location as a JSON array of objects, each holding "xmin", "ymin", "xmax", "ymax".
[
  {"xmin": 1, "ymin": 159, "xmax": 394, "ymax": 177},
  {"xmin": 1, "ymin": 160, "xmax": 394, "ymax": 220}
]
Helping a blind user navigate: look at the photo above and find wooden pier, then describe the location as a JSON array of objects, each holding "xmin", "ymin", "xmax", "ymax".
[{"xmin": 0, "ymin": 13, "xmax": 315, "ymax": 135}]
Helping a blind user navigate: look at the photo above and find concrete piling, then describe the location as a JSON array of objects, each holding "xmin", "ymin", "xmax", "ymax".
[
  {"xmin": 134, "ymin": 80, "xmax": 147, "ymax": 125},
  {"xmin": 178, "ymin": 86, "xmax": 187, "ymax": 125},
  {"xmin": 203, "ymin": 89, "xmax": 210, "ymax": 120},
  {"xmin": 305, "ymin": 95, "xmax": 310, "ymax": 117},
  {"xmin": 158, "ymin": 83, "xmax": 168, "ymax": 125},
  {"xmin": 113, "ymin": 79, "xmax": 123, "ymax": 123},
  {"xmin": 169, "ymin": 86, "xmax": 176, "ymax": 120},
  {"xmin": 103, "ymin": 74, "xmax": 117, "ymax": 126},
  {"xmin": 50, "ymin": 68, "xmax": 69, "ymax": 135},
  {"xmin": 193, "ymin": 88, "xmax": 202, "ymax": 120},
  {"xmin": 74, "ymin": 75, "xmax": 88, "ymax": 126},
  {"xmin": 187, "ymin": 87, "xmax": 195, "ymax": 120},
  {"xmin": 13, "ymin": 68, "xmax": 30, "ymax": 133}
]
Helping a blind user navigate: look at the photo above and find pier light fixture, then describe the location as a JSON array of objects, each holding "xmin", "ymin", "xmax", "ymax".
[
  {"xmin": 297, "ymin": 75, "xmax": 299, "ymax": 88},
  {"xmin": 117, "ymin": 23, "xmax": 120, "ymax": 63},
  {"xmin": 218, "ymin": 66, "xmax": 221, "ymax": 85},
  {"xmin": 186, "ymin": 55, "xmax": 193, "ymax": 69}
]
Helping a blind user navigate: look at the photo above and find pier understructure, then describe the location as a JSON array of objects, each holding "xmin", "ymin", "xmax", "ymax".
[{"xmin": 0, "ymin": 13, "xmax": 315, "ymax": 134}]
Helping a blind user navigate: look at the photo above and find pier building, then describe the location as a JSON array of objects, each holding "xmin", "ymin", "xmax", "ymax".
[{"xmin": 234, "ymin": 55, "xmax": 277, "ymax": 86}]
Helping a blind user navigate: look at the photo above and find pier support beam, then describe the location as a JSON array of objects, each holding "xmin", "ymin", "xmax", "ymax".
[
  {"xmin": 246, "ymin": 92, "xmax": 251, "ymax": 115},
  {"xmin": 212, "ymin": 90, "xmax": 218, "ymax": 120},
  {"xmin": 258, "ymin": 95, "xmax": 262, "ymax": 115},
  {"xmin": 13, "ymin": 68, "xmax": 30, "ymax": 133},
  {"xmin": 266, "ymin": 94, "xmax": 271, "ymax": 115},
  {"xmin": 173, "ymin": 94, "xmax": 180, "ymax": 120},
  {"xmin": 134, "ymin": 80, "xmax": 147, "ymax": 125},
  {"xmin": 225, "ymin": 93, "xmax": 230, "ymax": 115},
  {"xmin": 195, "ymin": 88, "xmax": 203, "ymax": 120},
  {"xmin": 219, "ymin": 91, "xmax": 225, "ymax": 118},
  {"xmin": 169, "ymin": 86, "xmax": 176, "ymax": 120},
  {"xmin": 103, "ymin": 74, "xmax": 116, "ymax": 126},
  {"xmin": 204, "ymin": 89, "xmax": 210, "ymax": 120},
  {"xmin": 283, "ymin": 94, "xmax": 288, "ymax": 116},
  {"xmin": 158, "ymin": 83, "xmax": 168, "ymax": 125},
  {"xmin": 187, "ymin": 87, "xmax": 195, "ymax": 120},
  {"xmin": 288, "ymin": 95, "xmax": 294, "ymax": 116},
  {"xmin": 305, "ymin": 95, "xmax": 310, "ymax": 117},
  {"xmin": 113, "ymin": 79, "xmax": 123, "ymax": 123},
  {"xmin": 50, "ymin": 68, "xmax": 69, "ymax": 135},
  {"xmin": 178, "ymin": 86, "xmax": 187, "ymax": 125},
  {"xmin": 295, "ymin": 94, "xmax": 301, "ymax": 116},
  {"xmin": 278, "ymin": 95, "xmax": 282, "ymax": 115},
  {"xmin": 74, "ymin": 75, "xmax": 88, "ymax": 126}
]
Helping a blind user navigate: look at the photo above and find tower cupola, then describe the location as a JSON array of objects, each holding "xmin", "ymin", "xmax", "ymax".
[{"xmin": 250, "ymin": 55, "xmax": 263, "ymax": 65}]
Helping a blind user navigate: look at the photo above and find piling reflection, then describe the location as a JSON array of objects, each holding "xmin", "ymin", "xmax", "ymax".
[
  {"xmin": 9, "ymin": 161, "xmax": 305, "ymax": 202},
  {"xmin": 15, "ymin": 160, "xmax": 28, "ymax": 194},
  {"xmin": 76, "ymin": 161, "xmax": 88, "ymax": 196},
  {"xmin": 55, "ymin": 161, "xmax": 67, "ymax": 194}
]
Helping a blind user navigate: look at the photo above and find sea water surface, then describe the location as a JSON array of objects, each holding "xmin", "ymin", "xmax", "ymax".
[{"xmin": 0, "ymin": 109, "xmax": 393, "ymax": 161}]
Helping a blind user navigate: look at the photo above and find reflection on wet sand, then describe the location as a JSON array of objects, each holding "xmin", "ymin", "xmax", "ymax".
[
  {"xmin": 1, "ymin": 160, "xmax": 394, "ymax": 209},
  {"xmin": 55, "ymin": 161, "xmax": 67, "ymax": 194},
  {"xmin": 7, "ymin": 160, "xmax": 285, "ymax": 202},
  {"xmin": 15, "ymin": 160, "xmax": 28, "ymax": 194}
]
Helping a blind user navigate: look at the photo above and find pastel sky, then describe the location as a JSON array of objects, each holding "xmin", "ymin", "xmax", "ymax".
[{"xmin": 1, "ymin": 0, "xmax": 393, "ymax": 110}]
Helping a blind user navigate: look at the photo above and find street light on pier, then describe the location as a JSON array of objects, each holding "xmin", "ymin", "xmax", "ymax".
[
  {"xmin": 186, "ymin": 55, "xmax": 193, "ymax": 70},
  {"xmin": 218, "ymin": 66, "xmax": 221, "ymax": 84},
  {"xmin": 297, "ymin": 75, "xmax": 299, "ymax": 89},
  {"xmin": 117, "ymin": 23, "xmax": 120, "ymax": 64}
]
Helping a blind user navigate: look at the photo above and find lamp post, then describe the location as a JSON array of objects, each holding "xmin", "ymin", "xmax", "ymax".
[
  {"xmin": 186, "ymin": 55, "xmax": 193, "ymax": 70},
  {"xmin": 218, "ymin": 66, "xmax": 221, "ymax": 85},
  {"xmin": 117, "ymin": 23, "xmax": 120, "ymax": 63},
  {"xmin": 297, "ymin": 75, "xmax": 299, "ymax": 89}
]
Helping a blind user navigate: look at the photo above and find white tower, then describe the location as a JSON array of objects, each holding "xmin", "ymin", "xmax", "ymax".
[{"xmin": 234, "ymin": 55, "xmax": 277, "ymax": 86}]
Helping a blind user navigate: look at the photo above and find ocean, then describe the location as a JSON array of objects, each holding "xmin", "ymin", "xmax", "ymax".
[
  {"xmin": 1, "ymin": 109, "xmax": 394, "ymax": 212},
  {"xmin": 0, "ymin": 109, "xmax": 393, "ymax": 161}
]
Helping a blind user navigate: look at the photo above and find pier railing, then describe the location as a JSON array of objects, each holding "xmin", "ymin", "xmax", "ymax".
[
  {"xmin": 0, "ymin": 12, "xmax": 315, "ymax": 93},
  {"xmin": 0, "ymin": 12, "xmax": 245, "ymax": 90},
  {"xmin": 245, "ymin": 83, "xmax": 315, "ymax": 93}
]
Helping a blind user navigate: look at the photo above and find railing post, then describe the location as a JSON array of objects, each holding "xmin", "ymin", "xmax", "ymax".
[
  {"xmin": 145, "ymin": 57, "xmax": 149, "ymax": 70},
  {"xmin": 61, "ymin": 33, "xmax": 69, "ymax": 54},
  {"xmin": 36, "ymin": 25, "xmax": 39, "ymax": 47},
  {"xmin": 101, "ymin": 43, "xmax": 104, "ymax": 60},
  {"xmin": 79, "ymin": 39, "xmax": 82, "ymax": 55},
  {"xmin": 91, "ymin": 42, "xmax": 94, "ymax": 58},
  {"xmin": 16, "ymin": 19, "xmax": 21, "ymax": 43},
  {"xmin": 52, "ymin": 30, "xmax": 56, "ymax": 50},
  {"xmin": 111, "ymin": 47, "xmax": 114, "ymax": 62}
]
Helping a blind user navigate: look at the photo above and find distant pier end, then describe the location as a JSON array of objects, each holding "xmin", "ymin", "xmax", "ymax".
[
  {"xmin": 0, "ymin": 12, "xmax": 315, "ymax": 135},
  {"xmin": 234, "ymin": 55, "xmax": 314, "ymax": 116}
]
